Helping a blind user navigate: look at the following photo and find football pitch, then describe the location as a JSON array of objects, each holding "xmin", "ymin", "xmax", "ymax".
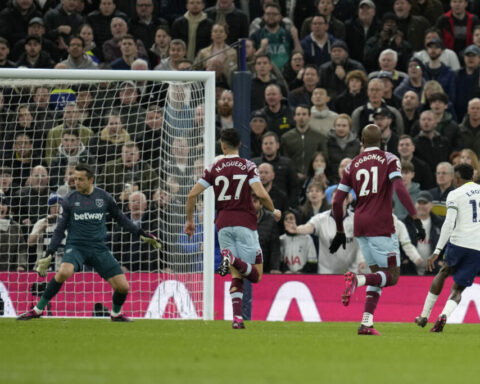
[{"xmin": 2, "ymin": 319, "xmax": 480, "ymax": 384}]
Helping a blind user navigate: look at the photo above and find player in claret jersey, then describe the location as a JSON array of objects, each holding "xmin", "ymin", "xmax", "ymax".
[
  {"xmin": 330, "ymin": 124, "xmax": 426, "ymax": 335},
  {"xmin": 185, "ymin": 128, "xmax": 281, "ymax": 329}
]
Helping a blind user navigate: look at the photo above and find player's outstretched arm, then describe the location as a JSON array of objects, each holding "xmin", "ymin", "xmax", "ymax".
[{"xmin": 185, "ymin": 182, "xmax": 206, "ymax": 237}]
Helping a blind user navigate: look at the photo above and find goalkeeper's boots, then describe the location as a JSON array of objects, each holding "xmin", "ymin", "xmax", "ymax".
[
  {"xmin": 232, "ymin": 317, "xmax": 245, "ymax": 329},
  {"xmin": 110, "ymin": 313, "xmax": 133, "ymax": 322},
  {"xmin": 358, "ymin": 324, "xmax": 381, "ymax": 336},
  {"xmin": 415, "ymin": 316, "xmax": 428, "ymax": 328},
  {"xmin": 17, "ymin": 308, "xmax": 42, "ymax": 321},
  {"xmin": 342, "ymin": 272, "xmax": 358, "ymax": 306},
  {"xmin": 430, "ymin": 314, "xmax": 447, "ymax": 333},
  {"xmin": 218, "ymin": 249, "xmax": 233, "ymax": 276}
]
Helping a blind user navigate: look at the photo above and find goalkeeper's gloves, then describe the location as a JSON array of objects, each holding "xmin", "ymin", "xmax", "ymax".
[
  {"xmin": 140, "ymin": 231, "xmax": 162, "ymax": 249},
  {"xmin": 413, "ymin": 218, "xmax": 426, "ymax": 241},
  {"xmin": 329, "ymin": 232, "xmax": 346, "ymax": 254},
  {"xmin": 35, "ymin": 249, "xmax": 54, "ymax": 277}
]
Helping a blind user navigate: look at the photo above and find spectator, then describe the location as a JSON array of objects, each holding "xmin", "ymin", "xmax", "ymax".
[
  {"xmin": 216, "ymin": 89, "xmax": 233, "ymax": 132},
  {"xmin": 326, "ymin": 114, "xmax": 361, "ymax": 183},
  {"xmin": 110, "ymin": 34, "xmax": 141, "ymax": 69},
  {"xmin": 252, "ymin": 193, "xmax": 281, "ymax": 274},
  {"xmin": 135, "ymin": 104, "xmax": 165, "ymax": 169},
  {"xmin": 30, "ymin": 86, "xmax": 56, "ymax": 138},
  {"xmin": 194, "ymin": 23, "xmax": 237, "ymax": 87},
  {"xmin": 345, "ymin": 0, "xmax": 379, "ymax": 63},
  {"xmin": 49, "ymin": 128, "xmax": 93, "ymax": 188},
  {"xmin": 299, "ymin": 181, "xmax": 329, "ymax": 223},
  {"xmin": 376, "ymin": 71, "xmax": 402, "ymax": 109},
  {"xmin": 74, "ymin": 85, "xmax": 103, "ymax": 134},
  {"xmin": 205, "ymin": 0, "xmax": 248, "ymax": 45},
  {"xmin": 0, "ymin": 0, "xmax": 43, "ymax": 48},
  {"xmin": 129, "ymin": 0, "xmax": 168, "ymax": 54},
  {"xmin": 309, "ymin": 87, "xmax": 338, "ymax": 136},
  {"xmin": 113, "ymin": 80, "xmax": 146, "ymax": 134},
  {"xmin": 98, "ymin": 142, "xmax": 159, "ymax": 200},
  {"xmin": 300, "ymin": 0, "xmax": 346, "ymax": 41},
  {"xmin": 404, "ymin": 191, "xmax": 444, "ymax": 275},
  {"xmin": 0, "ymin": 167, "xmax": 14, "ymax": 199},
  {"xmin": 324, "ymin": 157, "xmax": 355, "ymax": 205},
  {"xmin": 459, "ymin": 148, "xmax": 480, "ymax": 181},
  {"xmin": 103, "ymin": 18, "xmax": 148, "ymax": 64},
  {"xmin": 411, "ymin": 0, "xmax": 444, "ymax": 26},
  {"xmin": 455, "ymin": 44, "xmax": 480, "ymax": 121},
  {"xmin": 281, "ymin": 50, "xmax": 305, "ymax": 90},
  {"xmin": 459, "ymin": 98, "xmax": 480, "ymax": 155},
  {"xmin": 363, "ymin": 12, "xmax": 412, "ymax": 73},
  {"xmin": 392, "ymin": 160, "xmax": 421, "ymax": 220},
  {"xmin": 44, "ymin": 0, "xmax": 85, "ymax": 55},
  {"xmin": 149, "ymin": 25, "xmax": 171, "ymax": 68},
  {"xmin": 300, "ymin": 14, "xmax": 336, "ymax": 67},
  {"xmin": 393, "ymin": 0, "xmax": 431, "ymax": 52},
  {"xmin": 351, "ymin": 78, "xmax": 404, "ymax": 137},
  {"xmin": 334, "ymin": 69, "xmax": 368, "ymax": 116},
  {"xmin": 250, "ymin": 55, "xmax": 288, "ymax": 112},
  {"xmin": 171, "ymin": 0, "xmax": 213, "ymax": 61},
  {"xmin": 250, "ymin": 2, "xmax": 301, "ymax": 71},
  {"xmin": 154, "ymin": 39, "xmax": 187, "ymax": 71},
  {"xmin": 0, "ymin": 193, "xmax": 28, "ymax": 271},
  {"xmin": 88, "ymin": 108, "xmax": 131, "ymax": 167},
  {"xmin": 250, "ymin": 110, "xmax": 268, "ymax": 158},
  {"xmin": 288, "ymin": 188, "xmax": 365, "ymax": 274},
  {"xmin": 3, "ymin": 104, "xmax": 44, "ymax": 155},
  {"xmin": 59, "ymin": 35, "xmax": 98, "ymax": 69},
  {"xmin": 15, "ymin": 35, "xmax": 54, "ymax": 69},
  {"xmin": 112, "ymin": 191, "xmax": 158, "ymax": 272},
  {"xmin": 11, "ymin": 164, "xmax": 51, "ymax": 237},
  {"xmin": 400, "ymin": 90, "xmax": 420, "ymax": 136},
  {"xmin": 394, "ymin": 57, "xmax": 426, "ymax": 100},
  {"xmin": 252, "ymin": 133, "xmax": 299, "ymax": 208},
  {"xmin": 0, "ymin": 38, "xmax": 15, "ymax": 69},
  {"xmin": 164, "ymin": 137, "xmax": 194, "ymax": 193},
  {"xmin": 86, "ymin": 0, "xmax": 128, "ymax": 51},
  {"xmin": 374, "ymin": 106, "xmax": 400, "ymax": 155},
  {"xmin": 27, "ymin": 193, "xmax": 65, "ymax": 273},
  {"xmin": 287, "ymin": 65, "xmax": 320, "ymax": 109},
  {"xmin": 368, "ymin": 49, "xmax": 408, "ymax": 89},
  {"xmin": 319, "ymin": 39, "xmax": 366, "ymax": 101},
  {"xmin": 427, "ymin": 161, "xmax": 455, "ymax": 217},
  {"xmin": 259, "ymin": 83, "xmax": 293, "ymax": 138},
  {"xmin": 393, "ymin": 211, "xmax": 424, "ymax": 276},
  {"xmin": 281, "ymin": 105, "xmax": 328, "ymax": 182},
  {"xmin": 255, "ymin": 162, "xmax": 287, "ymax": 216},
  {"xmin": 413, "ymin": 27, "xmax": 461, "ymax": 71},
  {"xmin": 45, "ymin": 102, "xmax": 93, "ymax": 166},
  {"xmin": 56, "ymin": 163, "xmax": 76, "ymax": 197},
  {"xmin": 397, "ymin": 134, "xmax": 435, "ymax": 190},
  {"xmin": 280, "ymin": 208, "xmax": 317, "ymax": 273},
  {"xmin": 79, "ymin": 23, "xmax": 101, "ymax": 64},
  {"xmin": 436, "ymin": 0, "xmax": 479, "ymax": 55},
  {"xmin": 300, "ymin": 151, "xmax": 329, "ymax": 205},
  {"xmin": 414, "ymin": 110, "xmax": 452, "ymax": 175}
]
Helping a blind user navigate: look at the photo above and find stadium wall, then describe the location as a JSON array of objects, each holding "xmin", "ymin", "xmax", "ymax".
[{"xmin": 2, "ymin": 273, "xmax": 480, "ymax": 323}]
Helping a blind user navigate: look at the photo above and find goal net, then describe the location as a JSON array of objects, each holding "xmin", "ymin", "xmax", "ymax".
[{"xmin": 0, "ymin": 68, "xmax": 215, "ymax": 320}]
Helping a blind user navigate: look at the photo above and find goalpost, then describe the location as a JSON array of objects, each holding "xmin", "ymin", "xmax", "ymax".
[{"xmin": 0, "ymin": 68, "xmax": 215, "ymax": 320}]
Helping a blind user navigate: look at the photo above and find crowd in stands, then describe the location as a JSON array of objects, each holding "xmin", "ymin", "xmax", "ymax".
[{"xmin": 1, "ymin": 0, "xmax": 480, "ymax": 277}]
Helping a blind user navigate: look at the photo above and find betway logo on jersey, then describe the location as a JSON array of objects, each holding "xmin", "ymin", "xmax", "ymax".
[
  {"xmin": 354, "ymin": 153, "xmax": 385, "ymax": 167},
  {"xmin": 74, "ymin": 212, "xmax": 104, "ymax": 221}
]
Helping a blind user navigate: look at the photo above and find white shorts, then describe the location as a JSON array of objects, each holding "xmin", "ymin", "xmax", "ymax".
[
  {"xmin": 218, "ymin": 226, "xmax": 263, "ymax": 265},
  {"xmin": 357, "ymin": 234, "xmax": 400, "ymax": 268}
]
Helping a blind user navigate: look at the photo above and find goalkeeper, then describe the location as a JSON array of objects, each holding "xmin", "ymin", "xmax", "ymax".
[{"xmin": 17, "ymin": 163, "xmax": 161, "ymax": 322}]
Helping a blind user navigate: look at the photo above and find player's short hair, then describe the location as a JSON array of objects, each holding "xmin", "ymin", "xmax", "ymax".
[
  {"xmin": 454, "ymin": 163, "xmax": 474, "ymax": 181},
  {"xmin": 220, "ymin": 128, "xmax": 240, "ymax": 148},
  {"xmin": 75, "ymin": 163, "xmax": 94, "ymax": 179}
]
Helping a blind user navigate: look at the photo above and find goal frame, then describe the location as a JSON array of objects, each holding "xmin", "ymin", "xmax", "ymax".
[{"xmin": 0, "ymin": 68, "xmax": 216, "ymax": 320}]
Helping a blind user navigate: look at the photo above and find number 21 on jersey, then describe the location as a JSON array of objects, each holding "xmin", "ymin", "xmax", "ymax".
[
  {"xmin": 215, "ymin": 174, "xmax": 247, "ymax": 201},
  {"xmin": 356, "ymin": 166, "xmax": 378, "ymax": 196}
]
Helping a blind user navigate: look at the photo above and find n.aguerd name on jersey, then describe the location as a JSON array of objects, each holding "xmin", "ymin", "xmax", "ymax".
[{"xmin": 73, "ymin": 212, "xmax": 104, "ymax": 221}]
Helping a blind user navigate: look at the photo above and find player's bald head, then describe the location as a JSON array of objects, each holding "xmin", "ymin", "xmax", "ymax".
[{"xmin": 361, "ymin": 124, "xmax": 382, "ymax": 147}]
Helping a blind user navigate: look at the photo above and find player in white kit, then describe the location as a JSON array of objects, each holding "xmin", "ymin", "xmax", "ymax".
[{"xmin": 416, "ymin": 163, "xmax": 480, "ymax": 332}]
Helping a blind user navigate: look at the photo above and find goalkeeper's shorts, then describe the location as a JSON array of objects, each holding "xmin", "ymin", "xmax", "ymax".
[
  {"xmin": 63, "ymin": 244, "xmax": 123, "ymax": 280},
  {"xmin": 218, "ymin": 226, "xmax": 263, "ymax": 265}
]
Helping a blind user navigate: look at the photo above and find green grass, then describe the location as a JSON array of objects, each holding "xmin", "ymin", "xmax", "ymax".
[{"xmin": 2, "ymin": 319, "xmax": 480, "ymax": 384}]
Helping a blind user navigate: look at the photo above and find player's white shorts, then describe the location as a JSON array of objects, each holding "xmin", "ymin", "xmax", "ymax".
[
  {"xmin": 357, "ymin": 234, "xmax": 400, "ymax": 268},
  {"xmin": 218, "ymin": 226, "xmax": 263, "ymax": 265}
]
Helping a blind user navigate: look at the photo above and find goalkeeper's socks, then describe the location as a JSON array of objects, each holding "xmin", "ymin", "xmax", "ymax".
[
  {"xmin": 421, "ymin": 292, "xmax": 439, "ymax": 319},
  {"xmin": 230, "ymin": 278, "xmax": 243, "ymax": 318},
  {"xmin": 112, "ymin": 291, "xmax": 128, "ymax": 314},
  {"xmin": 363, "ymin": 271, "xmax": 393, "ymax": 287},
  {"xmin": 231, "ymin": 259, "xmax": 260, "ymax": 283},
  {"xmin": 36, "ymin": 278, "xmax": 63, "ymax": 310}
]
